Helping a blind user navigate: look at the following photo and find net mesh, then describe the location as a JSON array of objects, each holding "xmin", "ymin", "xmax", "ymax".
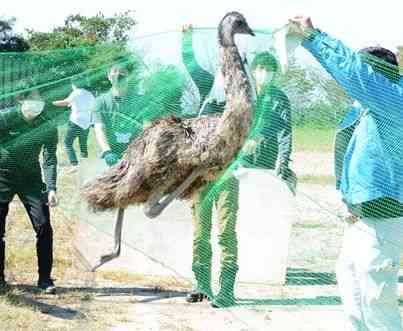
[{"xmin": 1, "ymin": 25, "xmax": 403, "ymax": 329}]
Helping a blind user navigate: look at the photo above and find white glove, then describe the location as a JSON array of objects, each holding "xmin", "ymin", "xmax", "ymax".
[
  {"xmin": 243, "ymin": 140, "xmax": 258, "ymax": 155},
  {"xmin": 48, "ymin": 190, "xmax": 58, "ymax": 208}
]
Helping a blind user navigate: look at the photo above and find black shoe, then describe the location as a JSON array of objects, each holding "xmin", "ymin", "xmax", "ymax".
[
  {"xmin": 38, "ymin": 278, "xmax": 56, "ymax": 294},
  {"xmin": 186, "ymin": 290, "xmax": 211, "ymax": 303}
]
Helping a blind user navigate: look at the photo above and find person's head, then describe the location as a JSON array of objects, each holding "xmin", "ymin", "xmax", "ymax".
[
  {"xmin": 15, "ymin": 80, "xmax": 45, "ymax": 122},
  {"xmin": 71, "ymin": 75, "xmax": 90, "ymax": 90},
  {"xmin": 251, "ymin": 52, "xmax": 279, "ymax": 89},
  {"xmin": 107, "ymin": 63, "xmax": 133, "ymax": 96},
  {"xmin": 359, "ymin": 46, "xmax": 401, "ymax": 83}
]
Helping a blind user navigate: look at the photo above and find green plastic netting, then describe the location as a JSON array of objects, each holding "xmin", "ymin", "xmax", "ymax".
[{"xmin": 1, "ymin": 25, "xmax": 403, "ymax": 330}]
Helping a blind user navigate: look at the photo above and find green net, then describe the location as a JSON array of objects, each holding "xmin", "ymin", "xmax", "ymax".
[{"xmin": 1, "ymin": 20, "xmax": 403, "ymax": 330}]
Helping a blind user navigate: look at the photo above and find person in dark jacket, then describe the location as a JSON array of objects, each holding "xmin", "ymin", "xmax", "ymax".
[
  {"xmin": 0, "ymin": 85, "xmax": 58, "ymax": 294},
  {"xmin": 181, "ymin": 24, "xmax": 239, "ymax": 308},
  {"xmin": 181, "ymin": 24, "xmax": 295, "ymax": 307},
  {"xmin": 244, "ymin": 52, "xmax": 295, "ymax": 192}
]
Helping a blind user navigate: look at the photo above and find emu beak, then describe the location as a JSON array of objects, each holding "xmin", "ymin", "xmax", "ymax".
[{"xmin": 247, "ymin": 27, "xmax": 255, "ymax": 36}]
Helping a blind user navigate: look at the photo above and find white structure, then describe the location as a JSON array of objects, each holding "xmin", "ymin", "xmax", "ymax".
[{"xmin": 76, "ymin": 160, "xmax": 296, "ymax": 285}]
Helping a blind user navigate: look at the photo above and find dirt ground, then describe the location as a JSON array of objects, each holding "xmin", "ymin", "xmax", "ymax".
[{"xmin": 1, "ymin": 153, "xmax": 402, "ymax": 331}]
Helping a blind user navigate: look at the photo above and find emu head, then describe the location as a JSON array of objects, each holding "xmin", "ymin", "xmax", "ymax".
[{"xmin": 218, "ymin": 12, "xmax": 255, "ymax": 47}]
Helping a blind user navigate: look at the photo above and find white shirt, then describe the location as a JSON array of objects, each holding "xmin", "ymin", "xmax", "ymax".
[{"xmin": 67, "ymin": 88, "xmax": 95, "ymax": 129}]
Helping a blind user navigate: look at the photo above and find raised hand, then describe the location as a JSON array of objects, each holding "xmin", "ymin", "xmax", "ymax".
[
  {"xmin": 181, "ymin": 24, "xmax": 193, "ymax": 33},
  {"xmin": 288, "ymin": 16, "xmax": 314, "ymax": 38}
]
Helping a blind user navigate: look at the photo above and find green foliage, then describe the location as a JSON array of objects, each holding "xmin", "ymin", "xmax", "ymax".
[
  {"xmin": 140, "ymin": 65, "xmax": 186, "ymax": 123},
  {"xmin": 86, "ymin": 44, "xmax": 143, "ymax": 93},
  {"xmin": 278, "ymin": 64, "xmax": 351, "ymax": 127},
  {"xmin": 26, "ymin": 11, "xmax": 136, "ymax": 50},
  {"xmin": 0, "ymin": 17, "xmax": 29, "ymax": 52},
  {"xmin": 14, "ymin": 11, "xmax": 141, "ymax": 97},
  {"xmin": 398, "ymin": 46, "xmax": 403, "ymax": 70},
  {"xmin": 294, "ymin": 127, "xmax": 335, "ymax": 153}
]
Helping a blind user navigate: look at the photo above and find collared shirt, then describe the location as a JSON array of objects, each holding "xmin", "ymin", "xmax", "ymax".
[
  {"xmin": 304, "ymin": 31, "xmax": 403, "ymax": 207},
  {"xmin": 94, "ymin": 90, "xmax": 143, "ymax": 151}
]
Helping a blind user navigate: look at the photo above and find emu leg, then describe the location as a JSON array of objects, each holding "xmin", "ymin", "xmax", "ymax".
[
  {"xmin": 91, "ymin": 208, "xmax": 125, "ymax": 271},
  {"xmin": 144, "ymin": 168, "xmax": 203, "ymax": 219}
]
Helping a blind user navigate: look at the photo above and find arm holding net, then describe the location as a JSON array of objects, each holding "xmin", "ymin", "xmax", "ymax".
[
  {"xmin": 181, "ymin": 29, "xmax": 215, "ymax": 105},
  {"xmin": 302, "ymin": 31, "xmax": 403, "ymax": 124}
]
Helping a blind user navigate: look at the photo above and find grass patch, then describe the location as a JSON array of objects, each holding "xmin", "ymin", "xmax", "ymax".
[
  {"xmin": 298, "ymin": 175, "xmax": 335, "ymax": 186},
  {"xmin": 0, "ymin": 186, "xmax": 120, "ymax": 331},
  {"xmin": 294, "ymin": 127, "xmax": 335, "ymax": 153},
  {"xmin": 293, "ymin": 223, "xmax": 328, "ymax": 229},
  {"xmin": 100, "ymin": 271, "xmax": 191, "ymax": 291}
]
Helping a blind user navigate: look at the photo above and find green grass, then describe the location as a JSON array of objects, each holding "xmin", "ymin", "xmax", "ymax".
[
  {"xmin": 294, "ymin": 127, "xmax": 335, "ymax": 153},
  {"xmin": 293, "ymin": 223, "xmax": 328, "ymax": 229},
  {"xmin": 298, "ymin": 175, "xmax": 335, "ymax": 186},
  {"xmin": 0, "ymin": 188, "xmax": 119, "ymax": 331},
  {"xmin": 62, "ymin": 125, "xmax": 336, "ymax": 159}
]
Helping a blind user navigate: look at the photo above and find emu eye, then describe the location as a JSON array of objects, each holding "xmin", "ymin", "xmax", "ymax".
[{"xmin": 235, "ymin": 19, "xmax": 244, "ymax": 27}]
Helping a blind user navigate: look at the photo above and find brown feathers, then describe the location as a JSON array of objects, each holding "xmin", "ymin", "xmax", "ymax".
[{"xmin": 82, "ymin": 13, "xmax": 255, "ymax": 212}]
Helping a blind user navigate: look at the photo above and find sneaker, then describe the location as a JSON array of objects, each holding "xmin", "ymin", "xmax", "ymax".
[
  {"xmin": 38, "ymin": 278, "xmax": 56, "ymax": 294},
  {"xmin": 186, "ymin": 290, "xmax": 212, "ymax": 303}
]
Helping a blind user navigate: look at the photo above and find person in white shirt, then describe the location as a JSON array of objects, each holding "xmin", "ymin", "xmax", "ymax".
[{"xmin": 53, "ymin": 77, "xmax": 95, "ymax": 169}]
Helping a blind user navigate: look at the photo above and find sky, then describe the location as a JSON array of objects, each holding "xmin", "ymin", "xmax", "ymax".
[{"xmin": 3, "ymin": 0, "xmax": 403, "ymax": 52}]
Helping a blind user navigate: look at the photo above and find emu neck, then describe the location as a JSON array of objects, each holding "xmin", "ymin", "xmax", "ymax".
[
  {"xmin": 213, "ymin": 43, "xmax": 254, "ymax": 156},
  {"xmin": 219, "ymin": 45, "xmax": 253, "ymax": 115}
]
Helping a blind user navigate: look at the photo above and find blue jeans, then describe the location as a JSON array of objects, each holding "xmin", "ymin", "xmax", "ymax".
[{"xmin": 64, "ymin": 121, "xmax": 89, "ymax": 166}]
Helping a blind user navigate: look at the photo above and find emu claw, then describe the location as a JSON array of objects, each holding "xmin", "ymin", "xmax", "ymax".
[{"xmin": 91, "ymin": 249, "xmax": 120, "ymax": 272}]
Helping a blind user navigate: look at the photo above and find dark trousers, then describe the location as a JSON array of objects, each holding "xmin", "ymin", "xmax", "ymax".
[
  {"xmin": 0, "ymin": 191, "xmax": 53, "ymax": 281},
  {"xmin": 243, "ymin": 140, "xmax": 277, "ymax": 170},
  {"xmin": 64, "ymin": 121, "xmax": 89, "ymax": 166}
]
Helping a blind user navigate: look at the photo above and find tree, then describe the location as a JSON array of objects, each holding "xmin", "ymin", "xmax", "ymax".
[
  {"xmin": 24, "ymin": 11, "xmax": 140, "ymax": 95},
  {"xmin": 26, "ymin": 11, "xmax": 136, "ymax": 50},
  {"xmin": 397, "ymin": 46, "xmax": 403, "ymax": 70},
  {"xmin": 278, "ymin": 64, "xmax": 351, "ymax": 127},
  {"xmin": 0, "ymin": 17, "xmax": 29, "ymax": 52}
]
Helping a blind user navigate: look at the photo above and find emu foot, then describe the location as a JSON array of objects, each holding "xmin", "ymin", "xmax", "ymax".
[{"xmin": 91, "ymin": 247, "xmax": 121, "ymax": 272}]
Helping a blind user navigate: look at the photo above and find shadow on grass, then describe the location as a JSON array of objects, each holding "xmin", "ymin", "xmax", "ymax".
[
  {"xmin": 236, "ymin": 296, "xmax": 342, "ymax": 306},
  {"xmin": 10, "ymin": 283, "xmax": 187, "ymax": 304},
  {"xmin": 236, "ymin": 268, "xmax": 403, "ymax": 307},
  {"xmin": 236, "ymin": 297, "xmax": 403, "ymax": 308},
  {"xmin": 285, "ymin": 268, "xmax": 403, "ymax": 285},
  {"xmin": 2, "ymin": 289, "xmax": 86, "ymax": 320},
  {"xmin": 285, "ymin": 268, "xmax": 337, "ymax": 286}
]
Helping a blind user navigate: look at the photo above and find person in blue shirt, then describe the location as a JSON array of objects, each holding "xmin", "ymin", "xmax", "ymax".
[
  {"xmin": 244, "ymin": 52, "xmax": 295, "ymax": 191},
  {"xmin": 291, "ymin": 16, "xmax": 403, "ymax": 331}
]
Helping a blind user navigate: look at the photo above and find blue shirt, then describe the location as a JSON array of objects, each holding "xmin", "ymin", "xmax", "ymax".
[{"xmin": 303, "ymin": 31, "xmax": 403, "ymax": 205}]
